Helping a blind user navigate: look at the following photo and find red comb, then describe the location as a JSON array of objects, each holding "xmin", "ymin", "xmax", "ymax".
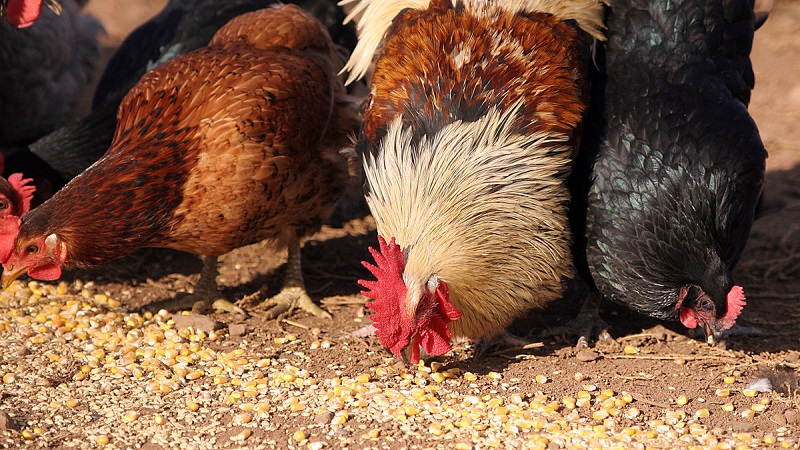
[
  {"xmin": 5, "ymin": 0, "xmax": 43, "ymax": 28},
  {"xmin": 720, "ymin": 285, "xmax": 745, "ymax": 329},
  {"xmin": 7, "ymin": 173, "xmax": 36, "ymax": 216},
  {"xmin": 0, "ymin": 216, "xmax": 22, "ymax": 264},
  {"xmin": 359, "ymin": 236, "xmax": 411, "ymax": 359}
]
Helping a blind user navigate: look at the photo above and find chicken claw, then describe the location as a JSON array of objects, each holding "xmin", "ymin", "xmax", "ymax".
[
  {"xmin": 259, "ymin": 232, "xmax": 331, "ymax": 320},
  {"xmin": 261, "ymin": 286, "xmax": 331, "ymax": 319},
  {"xmin": 148, "ymin": 256, "xmax": 246, "ymax": 317}
]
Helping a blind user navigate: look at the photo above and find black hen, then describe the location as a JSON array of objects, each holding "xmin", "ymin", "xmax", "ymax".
[
  {"xmin": 576, "ymin": 0, "xmax": 766, "ymax": 344},
  {"xmin": 5, "ymin": 0, "xmax": 357, "ymax": 204}
]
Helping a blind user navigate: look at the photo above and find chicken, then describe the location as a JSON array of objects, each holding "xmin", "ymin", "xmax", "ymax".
[
  {"xmin": 346, "ymin": 0, "xmax": 605, "ymax": 363},
  {"xmin": 0, "ymin": 174, "xmax": 35, "ymax": 218},
  {"xmin": 0, "ymin": 4, "xmax": 360, "ymax": 318},
  {"xmin": 0, "ymin": 0, "xmax": 102, "ymax": 155},
  {"xmin": 573, "ymin": 0, "xmax": 767, "ymax": 345},
  {"xmin": 4, "ymin": 0, "xmax": 357, "ymax": 207}
]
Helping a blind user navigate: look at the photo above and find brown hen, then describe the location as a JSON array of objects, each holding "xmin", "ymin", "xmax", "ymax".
[{"xmin": 0, "ymin": 4, "xmax": 359, "ymax": 318}]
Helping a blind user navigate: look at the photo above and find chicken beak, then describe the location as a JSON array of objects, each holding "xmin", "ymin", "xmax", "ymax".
[
  {"xmin": 401, "ymin": 344, "xmax": 413, "ymax": 365},
  {"xmin": 702, "ymin": 323, "xmax": 725, "ymax": 347},
  {"xmin": 1, "ymin": 264, "xmax": 26, "ymax": 290}
]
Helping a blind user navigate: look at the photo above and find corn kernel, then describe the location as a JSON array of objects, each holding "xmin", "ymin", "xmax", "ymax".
[
  {"xmin": 154, "ymin": 414, "xmax": 166, "ymax": 425},
  {"xmin": 293, "ymin": 429, "xmax": 306, "ymax": 442},
  {"xmin": 574, "ymin": 372, "xmax": 585, "ymax": 382},
  {"xmin": 231, "ymin": 429, "xmax": 251, "ymax": 441},
  {"xmin": 623, "ymin": 345, "xmax": 637, "ymax": 354},
  {"xmin": 2, "ymin": 373, "xmax": 15, "ymax": 384},
  {"xmin": 741, "ymin": 389, "xmax": 758, "ymax": 397},
  {"xmin": 21, "ymin": 430, "xmax": 34, "ymax": 440},
  {"xmin": 716, "ymin": 388, "xmax": 731, "ymax": 398},
  {"xmin": 66, "ymin": 399, "xmax": 80, "ymax": 408},
  {"xmin": 676, "ymin": 395, "xmax": 689, "ymax": 406},
  {"xmin": 722, "ymin": 403, "xmax": 734, "ymax": 412},
  {"xmin": 186, "ymin": 400, "xmax": 200, "ymax": 412},
  {"xmin": 463, "ymin": 372, "xmax": 477, "ymax": 382},
  {"xmin": 724, "ymin": 376, "xmax": 735, "ymax": 384},
  {"xmin": 122, "ymin": 411, "xmax": 139, "ymax": 423},
  {"xmin": 535, "ymin": 375, "xmax": 548, "ymax": 384},
  {"xmin": 750, "ymin": 403, "xmax": 767, "ymax": 412},
  {"xmin": 694, "ymin": 408, "xmax": 711, "ymax": 419},
  {"xmin": 764, "ymin": 435, "xmax": 776, "ymax": 444},
  {"xmin": 487, "ymin": 371, "xmax": 502, "ymax": 380}
]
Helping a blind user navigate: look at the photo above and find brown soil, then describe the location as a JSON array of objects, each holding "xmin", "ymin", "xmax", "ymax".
[{"xmin": 1, "ymin": 0, "xmax": 798, "ymax": 448}]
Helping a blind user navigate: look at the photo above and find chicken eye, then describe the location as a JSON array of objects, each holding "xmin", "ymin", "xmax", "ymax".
[
  {"xmin": 698, "ymin": 300, "xmax": 713, "ymax": 312},
  {"xmin": 25, "ymin": 244, "xmax": 39, "ymax": 255},
  {"xmin": 0, "ymin": 200, "xmax": 7, "ymax": 210}
]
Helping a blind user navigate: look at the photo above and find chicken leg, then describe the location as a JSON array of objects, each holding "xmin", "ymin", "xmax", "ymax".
[
  {"xmin": 260, "ymin": 232, "xmax": 331, "ymax": 319},
  {"xmin": 148, "ymin": 256, "xmax": 245, "ymax": 316},
  {"xmin": 539, "ymin": 290, "xmax": 611, "ymax": 348}
]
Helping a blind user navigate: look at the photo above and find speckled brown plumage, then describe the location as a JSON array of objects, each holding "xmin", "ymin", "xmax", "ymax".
[
  {"xmin": 12, "ymin": 4, "xmax": 358, "ymax": 269},
  {"xmin": 363, "ymin": 4, "xmax": 592, "ymax": 151}
]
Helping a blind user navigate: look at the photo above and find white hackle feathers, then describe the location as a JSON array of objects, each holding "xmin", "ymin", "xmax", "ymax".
[{"xmin": 362, "ymin": 105, "xmax": 573, "ymax": 338}]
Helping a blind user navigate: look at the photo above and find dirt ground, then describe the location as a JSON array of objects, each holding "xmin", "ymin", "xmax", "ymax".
[{"xmin": 0, "ymin": 0, "xmax": 798, "ymax": 448}]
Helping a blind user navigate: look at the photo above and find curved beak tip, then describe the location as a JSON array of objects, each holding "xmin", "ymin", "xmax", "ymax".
[{"xmin": 1, "ymin": 265, "xmax": 24, "ymax": 290}]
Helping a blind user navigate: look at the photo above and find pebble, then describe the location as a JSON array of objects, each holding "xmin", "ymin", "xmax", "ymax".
[
  {"xmin": 576, "ymin": 349, "xmax": 601, "ymax": 362},
  {"xmin": 228, "ymin": 324, "xmax": 247, "ymax": 336},
  {"xmin": 731, "ymin": 421, "xmax": 756, "ymax": 432},
  {"xmin": 315, "ymin": 411, "xmax": 334, "ymax": 424},
  {"xmin": 785, "ymin": 409, "xmax": 800, "ymax": 425},
  {"xmin": 172, "ymin": 313, "xmax": 223, "ymax": 333},
  {"xmin": 0, "ymin": 411, "xmax": 17, "ymax": 431}
]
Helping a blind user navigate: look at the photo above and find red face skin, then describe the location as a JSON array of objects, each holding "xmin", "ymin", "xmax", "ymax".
[
  {"xmin": 677, "ymin": 284, "xmax": 745, "ymax": 343},
  {"xmin": 360, "ymin": 236, "xmax": 461, "ymax": 364},
  {"xmin": 5, "ymin": 0, "xmax": 44, "ymax": 28},
  {"xmin": 0, "ymin": 217, "xmax": 67, "ymax": 288}
]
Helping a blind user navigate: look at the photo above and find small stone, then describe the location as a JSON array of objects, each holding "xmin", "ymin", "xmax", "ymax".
[
  {"xmin": 228, "ymin": 324, "xmax": 247, "ymax": 336},
  {"xmin": 315, "ymin": 411, "xmax": 334, "ymax": 424},
  {"xmin": 785, "ymin": 409, "xmax": 800, "ymax": 425},
  {"xmin": 771, "ymin": 412, "xmax": 788, "ymax": 427},
  {"xmin": 785, "ymin": 353, "xmax": 799, "ymax": 364},
  {"xmin": 0, "ymin": 411, "xmax": 17, "ymax": 431},
  {"xmin": 576, "ymin": 349, "xmax": 601, "ymax": 362},
  {"xmin": 731, "ymin": 421, "xmax": 755, "ymax": 432},
  {"xmin": 172, "ymin": 314, "xmax": 223, "ymax": 333}
]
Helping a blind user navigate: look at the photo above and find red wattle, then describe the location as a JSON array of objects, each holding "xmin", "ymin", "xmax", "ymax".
[{"xmin": 6, "ymin": 0, "xmax": 44, "ymax": 28}]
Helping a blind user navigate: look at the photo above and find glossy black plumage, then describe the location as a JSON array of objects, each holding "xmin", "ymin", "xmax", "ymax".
[{"xmin": 576, "ymin": 0, "xmax": 766, "ymax": 329}]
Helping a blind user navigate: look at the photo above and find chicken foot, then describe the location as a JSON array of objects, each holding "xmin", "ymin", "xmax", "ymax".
[
  {"xmin": 260, "ymin": 233, "xmax": 332, "ymax": 320},
  {"xmin": 539, "ymin": 291, "xmax": 612, "ymax": 348},
  {"xmin": 473, "ymin": 331, "xmax": 536, "ymax": 359},
  {"xmin": 147, "ymin": 256, "xmax": 246, "ymax": 316}
]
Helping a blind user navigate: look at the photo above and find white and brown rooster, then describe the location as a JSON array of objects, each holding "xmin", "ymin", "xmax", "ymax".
[{"xmin": 345, "ymin": 0, "xmax": 605, "ymax": 362}]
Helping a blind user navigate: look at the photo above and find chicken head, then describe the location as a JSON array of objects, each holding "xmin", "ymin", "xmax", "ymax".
[
  {"xmin": 359, "ymin": 236, "xmax": 461, "ymax": 364},
  {"xmin": 677, "ymin": 284, "xmax": 746, "ymax": 344},
  {"xmin": 0, "ymin": 217, "xmax": 66, "ymax": 288}
]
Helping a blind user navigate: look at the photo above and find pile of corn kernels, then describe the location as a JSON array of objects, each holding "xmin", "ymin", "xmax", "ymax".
[{"xmin": 0, "ymin": 280, "xmax": 795, "ymax": 449}]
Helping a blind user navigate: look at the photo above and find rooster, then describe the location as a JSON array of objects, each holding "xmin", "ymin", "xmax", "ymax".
[
  {"xmin": 0, "ymin": 4, "xmax": 360, "ymax": 318},
  {"xmin": 573, "ymin": 0, "xmax": 766, "ymax": 345},
  {"xmin": 346, "ymin": 0, "xmax": 605, "ymax": 363},
  {"xmin": 5, "ymin": 0, "xmax": 358, "ymax": 207}
]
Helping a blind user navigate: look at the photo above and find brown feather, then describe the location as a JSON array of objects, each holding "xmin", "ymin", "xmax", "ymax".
[{"xmin": 15, "ymin": 5, "xmax": 358, "ymax": 268}]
